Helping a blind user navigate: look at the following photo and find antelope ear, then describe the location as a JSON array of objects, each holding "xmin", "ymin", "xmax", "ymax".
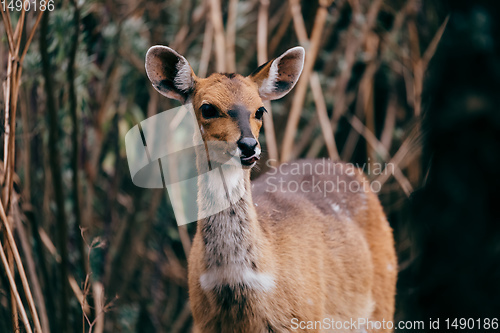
[
  {"xmin": 145, "ymin": 45, "xmax": 196, "ymax": 102},
  {"xmin": 249, "ymin": 46, "xmax": 305, "ymax": 100}
]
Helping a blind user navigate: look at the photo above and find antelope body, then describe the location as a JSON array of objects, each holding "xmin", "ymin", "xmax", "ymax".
[{"xmin": 145, "ymin": 46, "xmax": 397, "ymax": 332}]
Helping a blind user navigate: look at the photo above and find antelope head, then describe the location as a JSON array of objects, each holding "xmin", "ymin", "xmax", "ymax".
[{"xmin": 145, "ymin": 46, "xmax": 305, "ymax": 169}]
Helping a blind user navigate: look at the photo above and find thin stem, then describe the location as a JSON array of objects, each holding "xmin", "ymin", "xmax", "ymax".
[
  {"xmin": 0, "ymin": 9, "xmax": 15, "ymax": 53},
  {"xmin": 0, "ymin": 237, "xmax": 33, "ymax": 333},
  {"xmin": 40, "ymin": 11, "xmax": 71, "ymax": 332},
  {"xmin": 0, "ymin": 196, "xmax": 43, "ymax": 333},
  {"xmin": 257, "ymin": 0, "xmax": 279, "ymax": 165},
  {"xmin": 226, "ymin": 0, "xmax": 238, "ymax": 72},
  {"xmin": 19, "ymin": 11, "xmax": 45, "ymax": 65},
  {"xmin": 68, "ymin": 0, "xmax": 88, "ymax": 287},
  {"xmin": 210, "ymin": 0, "xmax": 226, "ymax": 72},
  {"xmin": 281, "ymin": 1, "xmax": 328, "ymax": 161},
  {"xmin": 198, "ymin": 18, "xmax": 213, "ymax": 78},
  {"xmin": 310, "ymin": 72, "xmax": 339, "ymax": 160}
]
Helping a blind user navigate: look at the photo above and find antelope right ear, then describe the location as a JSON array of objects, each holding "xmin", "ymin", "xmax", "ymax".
[
  {"xmin": 249, "ymin": 46, "xmax": 305, "ymax": 100},
  {"xmin": 145, "ymin": 46, "xmax": 196, "ymax": 103}
]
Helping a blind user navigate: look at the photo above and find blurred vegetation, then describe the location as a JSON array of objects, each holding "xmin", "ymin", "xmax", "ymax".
[{"xmin": 2, "ymin": 0, "xmax": 498, "ymax": 332}]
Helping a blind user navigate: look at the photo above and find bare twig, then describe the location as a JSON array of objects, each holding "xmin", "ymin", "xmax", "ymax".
[
  {"xmin": 210, "ymin": 0, "xmax": 226, "ymax": 72},
  {"xmin": 258, "ymin": 0, "xmax": 279, "ymax": 165},
  {"xmin": 13, "ymin": 204, "xmax": 50, "ymax": 333},
  {"xmin": 2, "ymin": 9, "xmax": 44, "ymax": 212},
  {"xmin": 40, "ymin": 11, "xmax": 71, "ymax": 331},
  {"xmin": 0, "ymin": 237, "xmax": 33, "ymax": 333},
  {"xmin": 421, "ymin": 15, "xmax": 449, "ymax": 68},
  {"xmin": 268, "ymin": 3, "xmax": 292, "ymax": 55},
  {"xmin": 19, "ymin": 11, "xmax": 45, "ymax": 66},
  {"xmin": 281, "ymin": 0, "xmax": 330, "ymax": 162},
  {"xmin": 410, "ymin": 15, "xmax": 449, "ymax": 116},
  {"xmin": 38, "ymin": 227, "xmax": 91, "ymax": 315},
  {"xmin": 198, "ymin": 18, "xmax": 213, "ymax": 78},
  {"xmin": 346, "ymin": 115, "xmax": 413, "ymax": 196},
  {"xmin": 226, "ymin": 0, "xmax": 238, "ymax": 72},
  {"xmin": 68, "ymin": 0, "xmax": 88, "ymax": 285},
  {"xmin": 0, "ymin": 201, "xmax": 42, "ymax": 332},
  {"xmin": 310, "ymin": 72, "xmax": 339, "ymax": 160},
  {"xmin": 330, "ymin": 0, "xmax": 383, "ymax": 123},
  {"xmin": 340, "ymin": 88, "xmax": 367, "ymax": 161},
  {"xmin": 13, "ymin": 5, "xmax": 26, "ymax": 54},
  {"xmin": 380, "ymin": 94, "xmax": 397, "ymax": 152},
  {"xmin": 291, "ymin": 113, "xmax": 319, "ymax": 159},
  {"xmin": 171, "ymin": 301, "xmax": 192, "ymax": 333},
  {"xmin": 0, "ymin": 9, "xmax": 15, "ymax": 53},
  {"xmin": 374, "ymin": 124, "xmax": 423, "ymax": 188}
]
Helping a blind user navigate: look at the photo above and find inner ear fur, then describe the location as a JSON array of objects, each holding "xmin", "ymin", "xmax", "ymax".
[
  {"xmin": 249, "ymin": 46, "xmax": 305, "ymax": 100},
  {"xmin": 145, "ymin": 45, "xmax": 196, "ymax": 102}
]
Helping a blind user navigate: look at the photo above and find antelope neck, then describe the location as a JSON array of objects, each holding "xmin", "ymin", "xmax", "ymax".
[
  {"xmin": 198, "ymin": 166, "xmax": 257, "ymax": 267},
  {"xmin": 196, "ymin": 163, "xmax": 273, "ymax": 292}
]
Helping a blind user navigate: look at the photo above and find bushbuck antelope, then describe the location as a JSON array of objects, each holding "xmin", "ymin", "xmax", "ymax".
[{"xmin": 145, "ymin": 45, "xmax": 397, "ymax": 332}]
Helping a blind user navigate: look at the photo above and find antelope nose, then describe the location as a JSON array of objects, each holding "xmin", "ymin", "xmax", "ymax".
[{"xmin": 237, "ymin": 137, "xmax": 258, "ymax": 157}]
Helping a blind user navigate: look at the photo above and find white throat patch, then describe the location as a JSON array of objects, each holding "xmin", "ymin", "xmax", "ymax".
[{"xmin": 200, "ymin": 265, "xmax": 275, "ymax": 292}]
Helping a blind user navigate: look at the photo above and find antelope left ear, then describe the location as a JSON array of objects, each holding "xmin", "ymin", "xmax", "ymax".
[
  {"xmin": 145, "ymin": 45, "xmax": 196, "ymax": 103},
  {"xmin": 249, "ymin": 46, "xmax": 305, "ymax": 100}
]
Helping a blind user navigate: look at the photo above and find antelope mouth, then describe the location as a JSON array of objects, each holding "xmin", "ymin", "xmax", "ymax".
[{"xmin": 240, "ymin": 154, "xmax": 260, "ymax": 167}]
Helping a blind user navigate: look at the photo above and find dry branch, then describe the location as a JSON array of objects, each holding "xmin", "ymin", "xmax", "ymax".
[
  {"xmin": 346, "ymin": 115, "xmax": 413, "ymax": 196},
  {"xmin": 40, "ymin": 11, "xmax": 71, "ymax": 332},
  {"xmin": 0, "ymin": 237, "xmax": 32, "ymax": 333},
  {"xmin": 198, "ymin": 19, "xmax": 214, "ymax": 78},
  {"xmin": 1, "ymin": 7, "xmax": 45, "ymax": 333},
  {"xmin": 13, "ymin": 205, "xmax": 50, "ymax": 333},
  {"xmin": 268, "ymin": 3, "xmax": 291, "ymax": 55},
  {"xmin": 210, "ymin": 0, "xmax": 226, "ymax": 72},
  {"xmin": 226, "ymin": 0, "xmax": 238, "ymax": 72},
  {"xmin": 310, "ymin": 72, "xmax": 339, "ymax": 160},
  {"xmin": 37, "ymin": 227, "xmax": 91, "ymax": 315},
  {"xmin": 281, "ymin": 0, "xmax": 330, "ymax": 162},
  {"xmin": 258, "ymin": 0, "xmax": 279, "ymax": 164},
  {"xmin": 0, "ymin": 201, "xmax": 42, "ymax": 332}
]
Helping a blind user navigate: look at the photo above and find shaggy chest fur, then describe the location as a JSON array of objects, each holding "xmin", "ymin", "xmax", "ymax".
[
  {"xmin": 193, "ymin": 169, "xmax": 279, "ymax": 332},
  {"xmin": 197, "ymin": 168, "xmax": 275, "ymax": 293}
]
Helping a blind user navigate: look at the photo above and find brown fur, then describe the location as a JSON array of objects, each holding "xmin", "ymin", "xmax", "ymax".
[
  {"xmin": 145, "ymin": 46, "xmax": 397, "ymax": 332},
  {"xmin": 189, "ymin": 161, "xmax": 396, "ymax": 332},
  {"xmin": 193, "ymin": 73, "xmax": 264, "ymax": 144}
]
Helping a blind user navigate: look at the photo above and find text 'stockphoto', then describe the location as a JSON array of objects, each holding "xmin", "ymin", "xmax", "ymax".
[{"xmin": 1, "ymin": 1, "xmax": 499, "ymax": 332}]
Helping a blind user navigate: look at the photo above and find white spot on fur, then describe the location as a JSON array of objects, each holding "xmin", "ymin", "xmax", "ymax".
[
  {"xmin": 200, "ymin": 266, "xmax": 275, "ymax": 292},
  {"xmin": 331, "ymin": 203, "xmax": 341, "ymax": 213},
  {"xmin": 197, "ymin": 169, "xmax": 230, "ymax": 218},
  {"xmin": 221, "ymin": 166, "xmax": 245, "ymax": 204},
  {"xmin": 223, "ymin": 167, "xmax": 243, "ymax": 192},
  {"xmin": 387, "ymin": 263, "xmax": 394, "ymax": 271},
  {"xmin": 365, "ymin": 298, "xmax": 376, "ymax": 317},
  {"xmin": 174, "ymin": 59, "xmax": 193, "ymax": 92},
  {"xmin": 197, "ymin": 164, "xmax": 247, "ymax": 218},
  {"xmin": 307, "ymin": 298, "xmax": 314, "ymax": 305}
]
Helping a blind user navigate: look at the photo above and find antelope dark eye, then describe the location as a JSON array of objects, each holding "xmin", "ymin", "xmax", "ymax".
[
  {"xmin": 255, "ymin": 107, "xmax": 266, "ymax": 120},
  {"xmin": 200, "ymin": 104, "xmax": 218, "ymax": 119}
]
